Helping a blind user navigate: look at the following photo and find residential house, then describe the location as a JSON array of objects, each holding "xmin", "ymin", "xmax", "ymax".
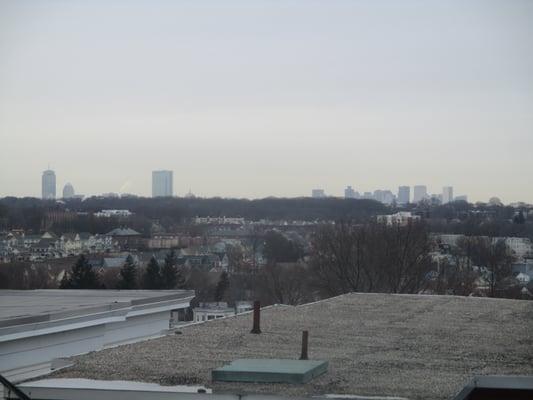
[
  {"xmin": 29, "ymin": 238, "xmax": 60, "ymax": 261},
  {"xmin": 377, "ymin": 212, "xmax": 421, "ymax": 226},
  {"xmin": 106, "ymin": 228, "xmax": 143, "ymax": 250},
  {"xmin": 502, "ymin": 237, "xmax": 533, "ymax": 261},
  {"xmin": 193, "ymin": 302, "xmax": 236, "ymax": 322}
]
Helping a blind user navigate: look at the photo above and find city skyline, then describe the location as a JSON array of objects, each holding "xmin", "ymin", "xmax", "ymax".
[
  {"xmin": 32, "ymin": 167, "xmax": 489, "ymax": 204},
  {"xmin": 1, "ymin": 1, "xmax": 532, "ymax": 203}
]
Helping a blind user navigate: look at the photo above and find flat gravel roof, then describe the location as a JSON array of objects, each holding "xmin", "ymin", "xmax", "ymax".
[{"xmin": 52, "ymin": 293, "xmax": 533, "ymax": 400}]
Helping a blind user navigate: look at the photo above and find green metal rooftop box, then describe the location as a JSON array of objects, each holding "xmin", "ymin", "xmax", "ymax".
[{"xmin": 212, "ymin": 359, "xmax": 328, "ymax": 384}]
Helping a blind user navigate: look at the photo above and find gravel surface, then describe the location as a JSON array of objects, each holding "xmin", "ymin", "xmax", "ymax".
[{"xmin": 52, "ymin": 293, "xmax": 533, "ymax": 399}]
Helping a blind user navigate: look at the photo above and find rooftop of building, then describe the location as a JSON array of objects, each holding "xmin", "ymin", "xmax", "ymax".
[
  {"xmin": 0, "ymin": 289, "xmax": 195, "ymax": 329},
  {"xmin": 50, "ymin": 293, "xmax": 533, "ymax": 400}
]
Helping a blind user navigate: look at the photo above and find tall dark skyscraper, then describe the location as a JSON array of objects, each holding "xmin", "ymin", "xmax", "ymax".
[{"xmin": 41, "ymin": 169, "xmax": 56, "ymax": 200}]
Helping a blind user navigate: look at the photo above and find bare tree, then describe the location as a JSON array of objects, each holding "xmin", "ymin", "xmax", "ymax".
[
  {"xmin": 484, "ymin": 238, "xmax": 515, "ymax": 297},
  {"xmin": 310, "ymin": 220, "xmax": 434, "ymax": 296},
  {"xmin": 437, "ymin": 236, "xmax": 480, "ymax": 295},
  {"xmin": 375, "ymin": 221, "xmax": 434, "ymax": 293},
  {"xmin": 310, "ymin": 221, "xmax": 372, "ymax": 295},
  {"xmin": 257, "ymin": 262, "xmax": 311, "ymax": 305},
  {"xmin": 226, "ymin": 243, "xmax": 246, "ymax": 274}
]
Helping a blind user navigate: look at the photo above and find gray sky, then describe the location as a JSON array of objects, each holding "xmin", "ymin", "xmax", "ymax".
[{"xmin": 1, "ymin": 0, "xmax": 532, "ymax": 203}]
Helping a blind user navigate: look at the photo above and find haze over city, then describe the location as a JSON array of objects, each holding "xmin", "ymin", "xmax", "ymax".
[
  {"xmin": 1, "ymin": 1, "xmax": 533, "ymax": 398},
  {"xmin": 1, "ymin": 0, "xmax": 532, "ymax": 202}
]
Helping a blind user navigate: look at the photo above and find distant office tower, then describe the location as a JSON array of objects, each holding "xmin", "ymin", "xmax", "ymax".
[
  {"xmin": 442, "ymin": 186, "xmax": 454, "ymax": 204},
  {"xmin": 413, "ymin": 185, "xmax": 427, "ymax": 203},
  {"xmin": 345, "ymin": 186, "xmax": 356, "ymax": 199},
  {"xmin": 382, "ymin": 190, "xmax": 395, "ymax": 205},
  {"xmin": 373, "ymin": 190, "xmax": 384, "ymax": 203},
  {"xmin": 455, "ymin": 195, "xmax": 468, "ymax": 202},
  {"xmin": 62, "ymin": 183, "xmax": 75, "ymax": 199},
  {"xmin": 152, "ymin": 170, "xmax": 173, "ymax": 197},
  {"xmin": 42, "ymin": 170, "xmax": 56, "ymax": 200},
  {"xmin": 312, "ymin": 189, "xmax": 326, "ymax": 198},
  {"xmin": 397, "ymin": 186, "xmax": 410, "ymax": 204}
]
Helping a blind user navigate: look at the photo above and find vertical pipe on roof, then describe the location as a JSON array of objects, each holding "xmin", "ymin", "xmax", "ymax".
[
  {"xmin": 250, "ymin": 300, "xmax": 261, "ymax": 334},
  {"xmin": 300, "ymin": 330, "xmax": 309, "ymax": 360}
]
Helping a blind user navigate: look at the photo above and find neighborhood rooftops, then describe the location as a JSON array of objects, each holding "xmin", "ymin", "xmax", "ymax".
[{"xmin": 51, "ymin": 293, "xmax": 533, "ymax": 400}]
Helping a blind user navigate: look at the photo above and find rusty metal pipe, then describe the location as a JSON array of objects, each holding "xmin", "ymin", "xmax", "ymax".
[
  {"xmin": 300, "ymin": 330, "xmax": 309, "ymax": 360},
  {"xmin": 251, "ymin": 300, "xmax": 261, "ymax": 334}
]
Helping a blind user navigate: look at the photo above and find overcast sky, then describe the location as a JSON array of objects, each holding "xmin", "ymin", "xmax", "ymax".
[{"xmin": 0, "ymin": 0, "xmax": 532, "ymax": 202}]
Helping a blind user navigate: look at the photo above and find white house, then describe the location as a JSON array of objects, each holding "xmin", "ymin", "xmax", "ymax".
[
  {"xmin": 59, "ymin": 233, "xmax": 82, "ymax": 255},
  {"xmin": 192, "ymin": 301, "xmax": 254, "ymax": 323},
  {"xmin": 501, "ymin": 237, "xmax": 533, "ymax": 261},
  {"xmin": 193, "ymin": 302, "xmax": 236, "ymax": 322},
  {"xmin": 377, "ymin": 212, "xmax": 421, "ymax": 226},
  {"xmin": 94, "ymin": 209, "xmax": 133, "ymax": 218}
]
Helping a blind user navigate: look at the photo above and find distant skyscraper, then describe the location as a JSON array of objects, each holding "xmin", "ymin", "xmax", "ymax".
[
  {"xmin": 311, "ymin": 189, "xmax": 326, "ymax": 198},
  {"xmin": 41, "ymin": 170, "xmax": 56, "ymax": 200},
  {"xmin": 397, "ymin": 186, "xmax": 410, "ymax": 204},
  {"xmin": 442, "ymin": 186, "xmax": 454, "ymax": 204},
  {"xmin": 374, "ymin": 190, "xmax": 384, "ymax": 203},
  {"xmin": 455, "ymin": 195, "xmax": 468, "ymax": 202},
  {"xmin": 413, "ymin": 185, "xmax": 427, "ymax": 203},
  {"xmin": 62, "ymin": 183, "xmax": 75, "ymax": 199},
  {"xmin": 382, "ymin": 190, "xmax": 395, "ymax": 205},
  {"xmin": 152, "ymin": 170, "xmax": 173, "ymax": 197},
  {"xmin": 345, "ymin": 186, "xmax": 356, "ymax": 199}
]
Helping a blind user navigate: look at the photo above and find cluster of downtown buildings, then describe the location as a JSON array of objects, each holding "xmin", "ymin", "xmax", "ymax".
[
  {"xmin": 41, "ymin": 169, "xmax": 82, "ymax": 200},
  {"xmin": 312, "ymin": 185, "xmax": 466, "ymax": 205},
  {"xmin": 40, "ymin": 169, "xmax": 176, "ymax": 199},
  {"xmin": 42, "ymin": 169, "xmax": 468, "ymax": 205}
]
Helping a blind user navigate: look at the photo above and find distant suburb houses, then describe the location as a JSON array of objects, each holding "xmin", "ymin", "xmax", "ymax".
[{"xmin": 0, "ymin": 231, "xmax": 116, "ymax": 263}]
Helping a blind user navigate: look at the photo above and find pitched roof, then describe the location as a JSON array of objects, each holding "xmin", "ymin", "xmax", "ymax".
[
  {"xmin": 41, "ymin": 232, "xmax": 58, "ymax": 239},
  {"xmin": 52, "ymin": 293, "xmax": 533, "ymax": 399},
  {"xmin": 106, "ymin": 228, "xmax": 141, "ymax": 237},
  {"xmin": 61, "ymin": 233, "xmax": 78, "ymax": 241}
]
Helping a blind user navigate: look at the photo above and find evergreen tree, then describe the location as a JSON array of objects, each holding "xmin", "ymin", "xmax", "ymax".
[
  {"xmin": 214, "ymin": 271, "xmax": 230, "ymax": 301},
  {"xmin": 161, "ymin": 250, "xmax": 178, "ymax": 289},
  {"xmin": 117, "ymin": 254, "xmax": 137, "ymax": 289},
  {"xmin": 60, "ymin": 254, "xmax": 101, "ymax": 289},
  {"xmin": 175, "ymin": 265, "xmax": 186, "ymax": 289},
  {"xmin": 143, "ymin": 256, "xmax": 162, "ymax": 289}
]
